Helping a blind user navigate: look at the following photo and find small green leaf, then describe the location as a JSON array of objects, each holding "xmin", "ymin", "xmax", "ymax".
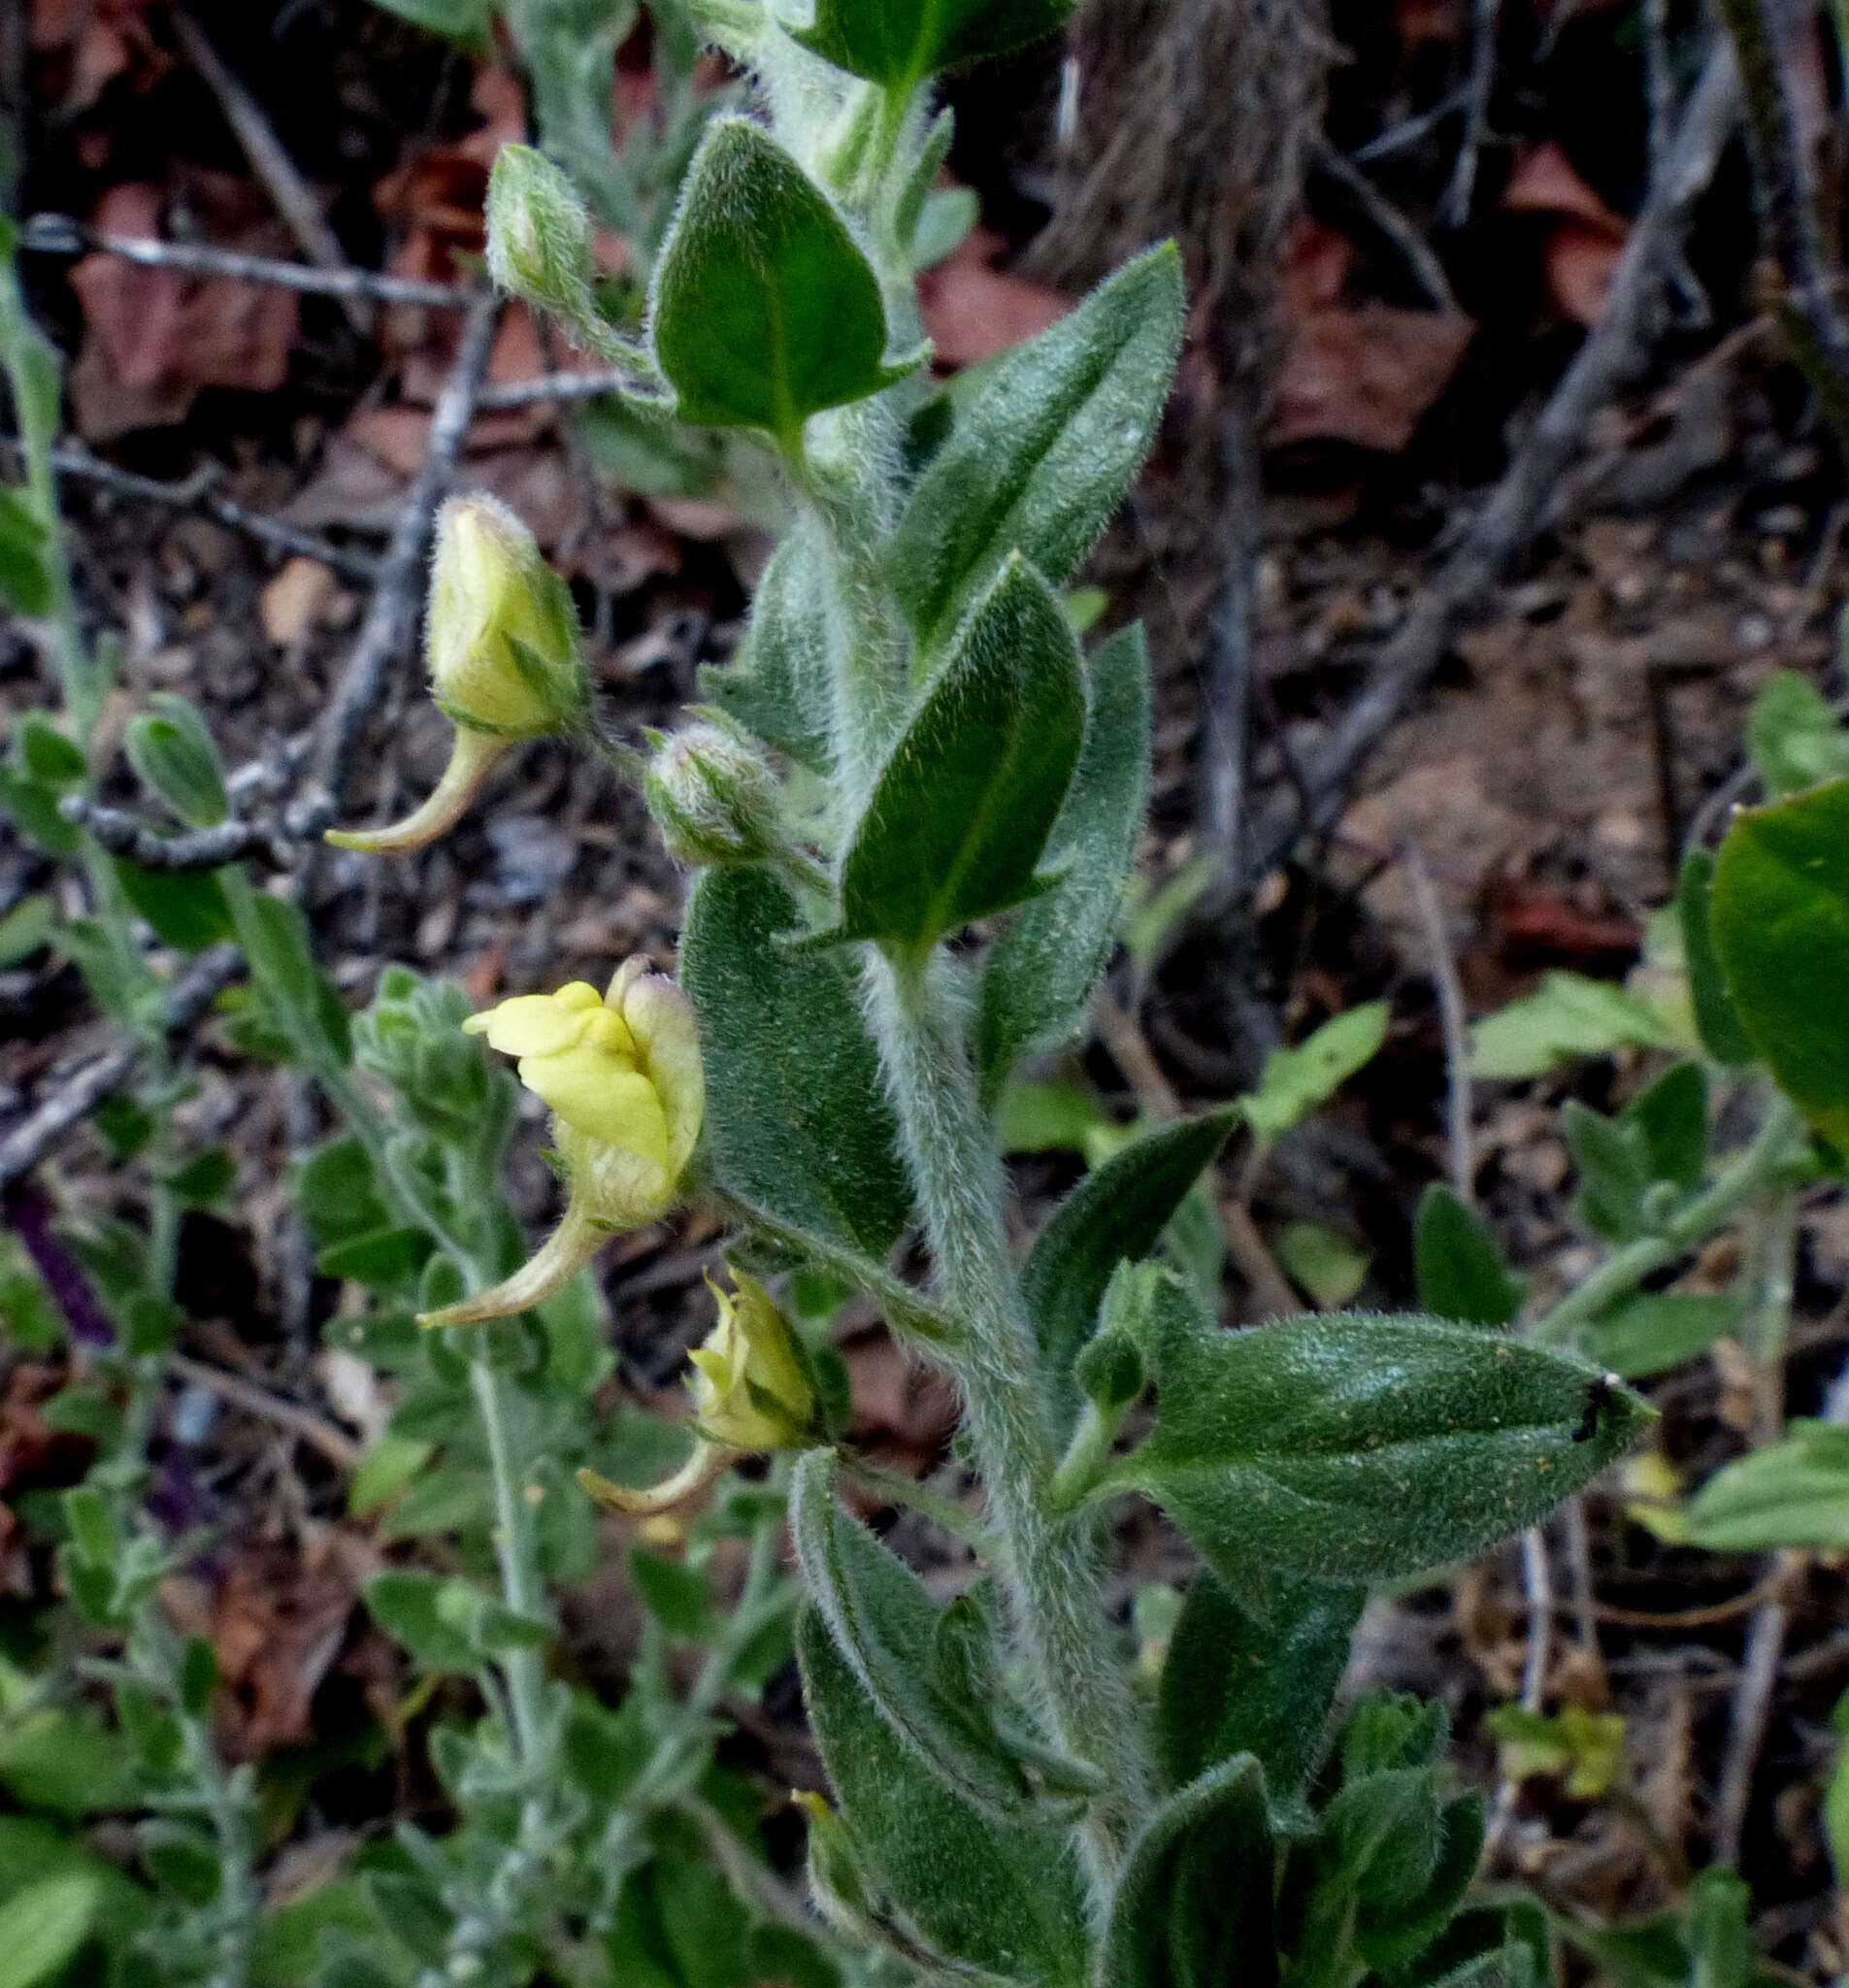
[
  {"xmin": 0, "ymin": 1706, "xmax": 137, "ymax": 1817},
  {"xmin": 315, "ymin": 1226, "xmax": 435, "ymax": 1290},
  {"xmin": 628, "ymin": 1547, "xmax": 712, "ymax": 1640},
  {"xmin": 1241, "ymin": 1004, "xmax": 1388, "ymax": 1146},
  {"xmin": 837, "ymin": 553, "xmax": 1085, "ymax": 953},
  {"xmin": 1687, "ymin": 1420, "xmax": 1849, "ymax": 1550},
  {"xmin": 1469, "ymin": 972, "xmax": 1672, "ymax": 1080},
  {"xmin": 976, "ymin": 621, "xmax": 1151, "ymax": 1103},
  {"xmin": 111, "ymin": 861, "xmax": 233, "ymax": 953},
  {"xmin": 228, "ymin": 888, "xmax": 352, "ymax": 1070},
  {"xmin": 913, "ymin": 186, "xmax": 978, "ymax": 268},
  {"xmin": 785, "ymin": 0, "xmax": 1072, "ymax": 91},
  {"xmin": 887, "ymin": 245, "xmax": 1184, "ymax": 654},
  {"xmin": 159, "ymin": 1146, "xmax": 236, "ymax": 1209},
  {"xmin": 0, "ymin": 895, "xmax": 52, "ymax": 968},
  {"xmin": 366, "ymin": 0, "xmax": 493, "ymax": 48},
  {"xmin": 123, "ymin": 694, "xmax": 228, "ymax": 829},
  {"xmin": 296, "ymin": 1138, "xmax": 391, "ymax": 1246},
  {"xmin": 14, "ymin": 715, "xmax": 84, "ymax": 786},
  {"xmin": 791, "ymin": 1450, "xmax": 1033, "ymax": 1818},
  {"xmin": 1157, "ymin": 1567, "xmax": 1363, "ymax": 1799},
  {"xmin": 350, "ymin": 1435, "xmax": 435, "ymax": 1517},
  {"xmin": 682, "ymin": 866, "xmax": 913, "ymax": 1259},
  {"xmin": 1745, "ymin": 668, "xmax": 1849, "ymax": 798},
  {"xmin": 0, "ymin": 488, "xmax": 50, "ymax": 619},
  {"xmin": 1625, "ymin": 1060, "xmax": 1707, "ymax": 1194},
  {"xmin": 1563, "ymin": 1101, "xmax": 1654, "ymax": 1244},
  {"xmin": 1676, "ymin": 849, "xmax": 1756, "ymax": 1068},
  {"xmin": 364, "ymin": 1571, "xmax": 479, "ymax": 1674},
  {"xmin": 1275, "ymin": 1221, "xmax": 1371, "ymax": 1309},
  {"xmin": 1020, "ymin": 1107, "xmax": 1238, "ymax": 1433},
  {"xmin": 1711, "ymin": 778, "xmax": 1849, "ymax": 1149},
  {"xmin": 1412, "ymin": 1185, "xmax": 1525, "ymax": 1329},
  {"xmin": 1106, "ymin": 1271, "xmax": 1653, "ymax": 1586},
  {"xmin": 796, "ymin": 1609, "xmax": 1089, "ymax": 1983},
  {"xmin": 697, "ymin": 521, "xmax": 833, "ymax": 770},
  {"xmin": 0, "ymin": 1872, "xmax": 99, "ymax": 1988},
  {"xmin": 650, "ymin": 118, "xmax": 914, "ymax": 447},
  {"xmin": 993, "ymin": 1077, "xmax": 1106, "ymax": 1153},
  {"xmin": 1098, "ymin": 1755, "xmax": 1277, "ymax": 1988}
]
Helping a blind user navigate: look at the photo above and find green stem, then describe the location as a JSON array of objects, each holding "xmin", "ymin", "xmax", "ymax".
[
  {"xmin": 865, "ymin": 950, "xmax": 1147, "ymax": 1884},
  {"xmin": 470, "ymin": 1353, "xmax": 548, "ymax": 1764},
  {"xmin": 1533, "ymin": 1093, "xmax": 1807, "ymax": 1343}
]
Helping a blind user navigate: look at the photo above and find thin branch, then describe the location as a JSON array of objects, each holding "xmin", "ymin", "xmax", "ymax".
[
  {"xmin": 475, "ymin": 366, "xmax": 654, "ymax": 410},
  {"xmin": 22, "ymin": 440, "xmax": 382, "ymax": 580},
  {"xmin": 1718, "ymin": 0, "xmax": 1849, "ymax": 455},
  {"xmin": 1443, "ymin": 0, "xmax": 1501, "ymax": 227},
  {"xmin": 1313, "ymin": 140, "xmax": 1459, "ymax": 315},
  {"xmin": 19, "ymin": 213, "xmax": 479, "ymax": 309},
  {"xmin": 290, "ymin": 292, "xmax": 501, "ymax": 834},
  {"xmin": 1248, "ymin": 36, "xmax": 1741, "ymax": 884},
  {"xmin": 0, "ymin": 944, "xmax": 243, "ymax": 1190},
  {"xmin": 168, "ymin": 1351, "xmax": 362, "ymax": 1472},
  {"xmin": 1402, "ymin": 839, "xmax": 1472, "ymax": 1199},
  {"xmin": 58, "ymin": 797, "xmax": 296, "ymax": 872},
  {"xmin": 1714, "ymin": 1596, "xmax": 1788, "ymax": 1863},
  {"xmin": 169, "ymin": 10, "xmax": 372, "ymax": 338}
]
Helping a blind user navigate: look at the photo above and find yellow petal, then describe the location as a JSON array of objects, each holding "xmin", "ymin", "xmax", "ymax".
[
  {"xmin": 469, "ymin": 989, "xmax": 599, "ymax": 1058},
  {"xmin": 619, "ymin": 973, "xmax": 705, "ymax": 1177},
  {"xmin": 522, "ymin": 1047, "xmax": 669, "ymax": 1163}
]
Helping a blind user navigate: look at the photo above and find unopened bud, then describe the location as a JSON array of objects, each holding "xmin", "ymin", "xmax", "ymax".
[
  {"xmin": 487, "ymin": 145, "xmax": 602, "ymax": 334},
  {"xmin": 327, "ymin": 497, "xmax": 586, "ymax": 854},
  {"xmin": 688, "ymin": 1269, "xmax": 820, "ymax": 1452},
  {"xmin": 644, "ymin": 718, "xmax": 781, "ymax": 866},
  {"xmin": 1073, "ymin": 1329, "xmax": 1144, "ymax": 1414}
]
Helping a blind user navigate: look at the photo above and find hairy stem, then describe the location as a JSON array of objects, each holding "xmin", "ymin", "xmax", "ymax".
[{"xmin": 865, "ymin": 949, "xmax": 1149, "ymax": 1885}]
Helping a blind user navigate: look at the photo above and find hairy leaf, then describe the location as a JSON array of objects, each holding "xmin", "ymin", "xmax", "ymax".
[
  {"xmin": 786, "ymin": 0, "xmax": 1073, "ymax": 91},
  {"xmin": 977, "ymin": 621, "xmax": 1150, "ymax": 1103},
  {"xmin": 886, "ymin": 246, "xmax": 1184, "ymax": 653},
  {"xmin": 697, "ymin": 521, "xmax": 834, "ymax": 770},
  {"xmin": 1676, "ymin": 849, "xmax": 1756, "ymax": 1068},
  {"xmin": 1412, "ymin": 1185, "xmax": 1525, "ymax": 1329},
  {"xmin": 681, "ymin": 866, "xmax": 913, "ymax": 1257},
  {"xmin": 838, "ymin": 554, "xmax": 1084, "ymax": 952}
]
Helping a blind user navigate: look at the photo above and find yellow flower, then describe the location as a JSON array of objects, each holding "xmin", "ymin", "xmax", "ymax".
[
  {"xmin": 327, "ymin": 496, "xmax": 585, "ymax": 854},
  {"xmin": 687, "ymin": 1270, "xmax": 817, "ymax": 1452},
  {"xmin": 418, "ymin": 958, "xmax": 703, "ymax": 1329}
]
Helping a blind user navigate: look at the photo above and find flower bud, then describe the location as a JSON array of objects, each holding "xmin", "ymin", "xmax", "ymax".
[
  {"xmin": 326, "ymin": 497, "xmax": 586, "ymax": 854},
  {"xmin": 418, "ymin": 958, "xmax": 703, "ymax": 1328},
  {"xmin": 644, "ymin": 717, "xmax": 781, "ymax": 866},
  {"xmin": 486, "ymin": 145, "xmax": 603, "ymax": 337},
  {"xmin": 687, "ymin": 1269, "xmax": 819, "ymax": 1452}
]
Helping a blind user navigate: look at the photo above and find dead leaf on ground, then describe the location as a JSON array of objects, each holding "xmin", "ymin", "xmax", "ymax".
[
  {"xmin": 208, "ymin": 1541, "xmax": 355, "ymax": 1761},
  {"xmin": 917, "ymin": 227, "xmax": 1068, "ymax": 370},
  {"xmin": 1504, "ymin": 141, "xmax": 1629, "ymax": 327},
  {"xmin": 69, "ymin": 179, "xmax": 298, "ymax": 438},
  {"xmin": 30, "ymin": 0, "xmax": 160, "ymax": 113},
  {"xmin": 260, "ymin": 557, "xmax": 338, "ymax": 647},
  {"xmin": 1272, "ymin": 302, "xmax": 1475, "ymax": 452},
  {"xmin": 840, "ymin": 1325, "xmax": 958, "ymax": 1477}
]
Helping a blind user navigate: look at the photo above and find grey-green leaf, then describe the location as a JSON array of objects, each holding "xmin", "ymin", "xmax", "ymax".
[
  {"xmin": 681, "ymin": 865, "xmax": 913, "ymax": 1257},
  {"xmin": 1021, "ymin": 1107, "xmax": 1238, "ymax": 1433},
  {"xmin": 697, "ymin": 521, "xmax": 834, "ymax": 770},
  {"xmin": 0, "ymin": 1872, "xmax": 99, "ymax": 1988},
  {"xmin": 1097, "ymin": 1755, "xmax": 1277, "ymax": 1988},
  {"xmin": 977, "ymin": 620, "xmax": 1151, "ymax": 1104},
  {"xmin": 1107, "ymin": 1274, "xmax": 1653, "ymax": 1585},
  {"xmin": 838, "ymin": 553, "xmax": 1085, "ymax": 951},
  {"xmin": 1686, "ymin": 1420, "xmax": 1849, "ymax": 1551},
  {"xmin": 886, "ymin": 245, "xmax": 1184, "ymax": 654},
  {"xmin": 1412, "ymin": 1185, "xmax": 1525, "ymax": 1330},
  {"xmin": 1677, "ymin": 849, "xmax": 1756, "ymax": 1068},
  {"xmin": 650, "ymin": 118, "xmax": 914, "ymax": 446},
  {"xmin": 797, "ymin": 1608, "xmax": 1090, "ymax": 1984},
  {"xmin": 1157, "ymin": 1566, "xmax": 1363, "ymax": 1801},
  {"xmin": 791, "ymin": 1450, "xmax": 1032, "ymax": 1816}
]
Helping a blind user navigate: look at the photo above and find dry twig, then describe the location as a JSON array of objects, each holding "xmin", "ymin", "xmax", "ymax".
[
  {"xmin": 169, "ymin": 1351, "xmax": 362, "ymax": 1473},
  {"xmin": 1402, "ymin": 838, "xmax": 1472, "ymax": 1199},
  {"xmin": 57, "ymin": 797, "xmax": 296, "ymax": 872}
]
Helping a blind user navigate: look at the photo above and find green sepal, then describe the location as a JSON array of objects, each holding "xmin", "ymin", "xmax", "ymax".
[
  {"xmin": 1412, "ymin": 1185, "xmax": 1525, "ymax": 1329},
  {"xmin": 1096, "ymin": 1754, "xmax": 1277, "ymax": 1988},
  {"xmin": 784, "ymin": 0, "xmax": 1073, "ymax": 93},
  {"xmin": 697, "ymin": 520, "xmax": 834, "ymax": 770},
  {"xmin": 650, "ymin": 118, "xmax": 920, "ymax": 447},
  {"xmin": 791, "ymin": 1450, "xmax": 1039, "ymax": 1818},
  {"xmin": 682, "ymin": 865, "xmax": 914, "ymax": 1258},
  {"xmin": 796, "ymin": 1607, "xmax": 1090, "ymax": 1984},
  {"xmin": 886, "ymin": 244, "xmax": 1183, "ymax": 655},
  {"xmin": 977, "ymin": 621, "xmax": 1151, "ymax": 1103},
  {"xmin": 1103, "ymin": 1269, "xmax": 1653, "ymax": 1585},
  {"xmin": 1020, "ymin": 1107, "xmax": 1238, "ymax": 1436},
  {"xmin": 1157, "ymin": 1567, "xmax": 1363, "ymax": 1803},
  {"xmin": 1676, "ymin": 848, "xmax": 1756, "ymax": 1068},
  {"xmin": 833, "ymin": 553, "xmax": 1084, "ymax": 954},
  {"xmin": 1711, "ymin": 777, "xmax": 1849, "ymax": 1150}
]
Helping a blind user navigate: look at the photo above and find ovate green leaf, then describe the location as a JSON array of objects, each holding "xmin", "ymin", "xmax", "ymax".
[
  {"xmin": 1412, "ymin": 1185, "xmax": 1525, "ymax": 1329},
  {"xmin": 976, "ymin": 621, "xmax": 1150, "ymax": 1102},
  {"xmin": 697, "ymin": 520, "xmax": 833, "ymax": 770},
  {"xmin": 0, "ymin": 1872, "xmax": 99, "ymax": 1988},
  {"xmin": 837, "ymin": 553, "xmax": 1084, "ymax": 952},
  {"xmin": 1469, "ymin": 972, "xmax": 1672, "ymax": 1080},
  {"xmin": 1686, "ymin": 1419, "xmax": 1849, "ymax": 1550},
  {"xmin": 886, "ymin": 245, "xmax": 1184, "ymax": 653},
  {"xmin": 1240, "ymin": 1004, "xmax": 1388, "ymax": 1145},
  {"xmin": 1744, "ymin": 668, "xmax": 1849, "ymax": 798},
  {"xmin": 786, "ymin": 0, "xmax": 1073, "ymax": 92},
  {"xmin": 1676, "ymin": 849, "xmax": 1756, "ymax": 1068}
]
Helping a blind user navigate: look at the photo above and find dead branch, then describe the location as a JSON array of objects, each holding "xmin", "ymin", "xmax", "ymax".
[{"xmin": 58, "ymin": 797, "xmax": 297, "ymax": 872}]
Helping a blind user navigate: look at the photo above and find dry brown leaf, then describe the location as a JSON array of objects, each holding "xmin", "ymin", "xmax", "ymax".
[
  {"xmin": 1271, "ymin": 302, "xmax": 1474, "ymax": 451},
  {"xmin": 210, "ymin": 1542, "xmax": 355, "ymax": 1761},
  {"xmin": 69, "ymin": 180, "xmax": 298, "ymax": 438},
  {"xmin": 1282, "ymin": 216, "xmax": 1355, "ymax": 315},
  {"xmin": 260, "ymin": 556, "xmax": 338, "ymax": 647},
  {"xmin": 917, "ymin": 228, "xmax": 1068, "ymax": 370},
  {"xmin": 30, "ymin": 0, "xmax": 159, "ymax": 111},
  {"xmin": 1503, "ymin": 141, "xmax": 1629, "ymax": 328}
]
